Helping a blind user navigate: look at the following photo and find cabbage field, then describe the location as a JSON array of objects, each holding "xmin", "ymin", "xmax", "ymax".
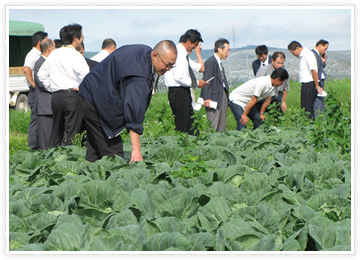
[{"xmin": 8, "ymin": 80, "xmax": 352, "ymax": 252}]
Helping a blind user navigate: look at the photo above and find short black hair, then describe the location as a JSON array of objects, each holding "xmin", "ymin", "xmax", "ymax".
[
  {"xmin": 255, "ymin": 45, "xmax": 268, "ymax": 55},
  {"xmin": 214, "ymin": 38, "xmax": 230, "ymax": 53},
  {"xmin": 179, "ymin": 29, "xmax": 203, "ymax": 44},
  {"xmin": 315, "ymin": 39, "xmax": 329, "ymax": 47},
  {"xmin": 102, "ymin": 38, "xmax": 116, "ymax": 49},
  {"xmin": 270, "ymin": 68, "xmax": 289, "ymax": 81},
  {"xmin": 288, "ymin": 41, "xmax": 302, "ymax": 51},
  {"xmin": 54, "ymin": 39, "xmax": 64, "ymax": 48},
  {"xmin": 31, "ymin": 31, "xmax": 48, "ymax": 47},
  {"xmin": 59, "ymin": 23, "xmax": 82, "ymax": 45}
]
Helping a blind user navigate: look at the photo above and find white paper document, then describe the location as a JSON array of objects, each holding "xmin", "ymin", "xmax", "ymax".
[
  {"xmin": 192, "ymin": 102, "xmax": 202, "ymax": 111},
  {"xmin": 317, "ymin": 90, "xmax": 327, "ymax": 97},
  {"xmin": 197, "ymin": 97, "xmax": 218, "ymax": 109}
]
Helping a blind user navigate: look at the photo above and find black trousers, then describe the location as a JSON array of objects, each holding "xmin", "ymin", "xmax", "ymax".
[
  {"xmin": 37, "ymin": 115, "xmax": 52, "ymax": 150},
  {"xmin": 50, "ymin": 90, "xmax": 82, "ymax": 147},
  {"xmin": 27, "ymin": 88, "xmax": 38, "ymax": 149},
  {"xmin": 78, "ymin": 95, "xmax": 124, "ymax": 162},
  {"xmin": 301, "ymin": 82, "xmax": 317, "ymax": 120},
  {"xmin": 168, "ymin": 87, "xmax": 195, "ymax": 135}
]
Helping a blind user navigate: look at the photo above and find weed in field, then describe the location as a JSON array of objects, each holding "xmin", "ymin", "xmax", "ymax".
[{"xmin": 307, "ymin": 89, "xmax": 351, "ymax": 155}]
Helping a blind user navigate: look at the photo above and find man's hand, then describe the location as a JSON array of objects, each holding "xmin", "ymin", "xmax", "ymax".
[
  {"xmin": 194, "ymin": 43, "xmax": 202, "ymax": 54},
  {"xmin": 240, "ymin": 114, "xmax": 249, "ymax": 125},
  {"xmin": 316, "ymin": 87, "xmax": 323, "ymax": 94},
  {"xmin": 130, "ymin": 149, "xmax": 143, "ymax": 164},
  {"xmin": 203, "ymin": 99, "xmax": 212, "ymax": 108},
  {"xmin": 129, "ymin": 130, "xmax": 143, "ymax": 164},
  {"xmin": 197, "ymin": 79, "xmax": 209, "ymax": 88}
]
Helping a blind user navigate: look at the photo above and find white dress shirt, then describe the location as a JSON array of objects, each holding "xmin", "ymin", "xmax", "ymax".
[
  {"xmin": 229, "ymin": 75, "xmax": 275, "ymax": 109},
  {"xmin": 91, "ymin": 49, "xmax": 109, "ymax": 62},
  {"xmin": 38, "ymin": 45, "xmax": 89, "ymax": 92},
  {"xmin": 164, "ymin": 43, "xmax": 201, "ymax": 87},
  {"xmin": 23, "ymin": 47, "xmax": 41, "ymax": 87},
  {"xmin": 298, "ymin": 47, "xmax": 318, "ymax": 83},
  {"xmin": 261, "ymin": 55, "xmax": 269, "ymax": 67},
  {"xmin": 256, "ymin": 64, "xmax": 290, "ymax": 94},
  {"xmin": 214, "ymin": 53, "xmax": 226, "ymax": 88}
]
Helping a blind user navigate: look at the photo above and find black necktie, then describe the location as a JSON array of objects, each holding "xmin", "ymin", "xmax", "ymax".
[
  {"xmin": 187, "ymin": 55, "xmax": 197, "ymax": 88},
  {"xmin": 220, "ymin": 62, "xmax": 225, "ymax": 82}
]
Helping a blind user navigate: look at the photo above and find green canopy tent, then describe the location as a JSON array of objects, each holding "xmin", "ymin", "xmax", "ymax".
[{"xmin": 9, "ymin": 20, "xmax": 45, "ymax": 67}]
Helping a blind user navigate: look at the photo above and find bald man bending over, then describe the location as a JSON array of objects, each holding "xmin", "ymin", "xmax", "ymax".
[{"xmin": 79, "ymin": 40, "xmax": 177, "ymax": 162}]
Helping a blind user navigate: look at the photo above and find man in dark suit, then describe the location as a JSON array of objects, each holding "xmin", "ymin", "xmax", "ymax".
[
  {"xmin": 200, "ymin": 38, "xmax": 230, "ymax": 132},
  {"xmin": 252, "ymin": 45, "xmax": 272, "ymax": 76},
  {"xmin": 78, "ymin": 40, "xmax": 177, "ymax": 163},
  {"xmin": 33, "ymin": 38, "xmax": 55, "ymax": 150},
  {"xmin": 312, "ymin": 39, "xmax": 329, "ymax": 120}
]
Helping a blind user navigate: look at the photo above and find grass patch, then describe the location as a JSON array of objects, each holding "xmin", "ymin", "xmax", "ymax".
[{"xmin": 8, "ymin": 79, "xmax": 351, "ymax": 153}]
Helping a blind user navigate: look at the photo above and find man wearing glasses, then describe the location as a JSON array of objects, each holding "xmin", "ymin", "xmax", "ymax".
[
  {"xmin": 78, "ymin": 40, "xmax": 177, "ymax": 163},
  {"xmin": 165, "ymin": 29, "xmax": 208, "ymax": 135}
]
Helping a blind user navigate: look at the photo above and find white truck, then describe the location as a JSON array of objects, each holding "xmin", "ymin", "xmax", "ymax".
[{"xmin": 8, "ymin": 20, "xmax": 45, "ymax": 112}]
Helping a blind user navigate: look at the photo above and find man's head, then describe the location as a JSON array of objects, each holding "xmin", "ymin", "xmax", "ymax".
[
  {"xmin": 59, "ymin": 23, "xmax": 83, "ymax": 48},
  {"xmin": 40, "ymin": 38, "xmax": 55, "ymax": 57},
  {"xmin": 288, "ymin": 41, "xmax": 303, "ymax": 57},
  {"xmin": 315, "ymin": 39, "xmax": 329, "ymax": 56},
  {"xmin": 270, "ymin": 68, "xmax": 289, "ymax": 87},
  {"xmin": 54, "ymin": 39, "xmax": 64, "ymax": 48},
  {"xmin": 179, "ymin": 29, "xmax": 203, "ymax": 53},
  {"xmin": 31, "ymin": 31, "xmax": 48, "ymax": 49},
  {"xmin": 152, "ymin": 40, "xmax": 177, "ymax": 75},
  {"xmin": 102, "ymin": 38, "xmax": 117, "ymax": 54},
  {"xmin": 271, "ymin": 52, "xmax": 286, "ymax": 69},
  {"xmin": 214, "ymin": 38, "xmax": 230, "ymax": 60},
  {"xmin": 255, "ymin": 45, "xmax": 269, "ymax": 62}
]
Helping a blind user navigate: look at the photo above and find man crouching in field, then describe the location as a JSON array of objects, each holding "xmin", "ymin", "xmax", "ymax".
[
  {"xmin": 229, "ymin": 68, "xmax": 289, "ymax": 131},
  {"xmin": 78, "ymin": 40, "xmax": 177, "ymax": 163}
]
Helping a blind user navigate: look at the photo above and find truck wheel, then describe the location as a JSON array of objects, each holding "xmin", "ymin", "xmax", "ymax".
[{"xmin": 15, "ymin": 94, "xmax": 29, "ymax": 113}]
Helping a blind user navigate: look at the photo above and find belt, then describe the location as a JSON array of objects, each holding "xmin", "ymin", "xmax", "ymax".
[{"xmin": 55, "ymin": 88, "xmax": 77, "ymax": 93}]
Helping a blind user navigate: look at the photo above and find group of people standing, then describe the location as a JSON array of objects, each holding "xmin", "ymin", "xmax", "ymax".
[{"xmin": 23, "ymin": 24, "xmax": 328, "ymax": 164}]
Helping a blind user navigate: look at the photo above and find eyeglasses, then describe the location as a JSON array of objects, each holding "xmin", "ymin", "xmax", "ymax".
[{"xmin": 157, "ymin": 52, "xmax": 175, "ymax": 69}]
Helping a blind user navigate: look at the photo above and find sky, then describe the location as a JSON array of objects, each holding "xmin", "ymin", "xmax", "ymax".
[{"xmin": 7, "ymin": 6, "xmax": 352, "ymax": 52}]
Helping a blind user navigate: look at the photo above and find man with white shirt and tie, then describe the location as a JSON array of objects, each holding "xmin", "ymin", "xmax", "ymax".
[
  {"xmin": 252, "ymin": 45, "xmax": 272, "ymax": 76},
  {"xmin": 312, "ymin": 39, "xmax": 329, "ymax": 120},
  {"xmin": 200, "ymin": 38, "xmax": 230, "ymax": 132},
  {"xmin": 165, "ymin": 29, "xmax": 208, "ymax": 135},
  {"xmin": 288, "ymin": 40, "xmax": 322, "ymax": 120},
  {"xmin": 38, "ymin": 23, "xmax": 90, "ymax": 147}
]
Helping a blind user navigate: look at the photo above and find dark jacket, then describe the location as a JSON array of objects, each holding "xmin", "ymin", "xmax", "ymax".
[
  {"xmin": 79, "ymin": 44, "xmax": 154, "ymax": 139},
  {"xmin": 200, "ymin": 55, "xmax": 229, "ymax": 107},
  {"xmin": 252, "ymin": 55, "xmax": 272, "ymax": 76},
  {"xmin": 311, "ymin": 49, "xmax": 327, "ymax": 88},
  {"xmin": 34, "ymin": 56, "xmax": 52, "ymax": 115}
]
